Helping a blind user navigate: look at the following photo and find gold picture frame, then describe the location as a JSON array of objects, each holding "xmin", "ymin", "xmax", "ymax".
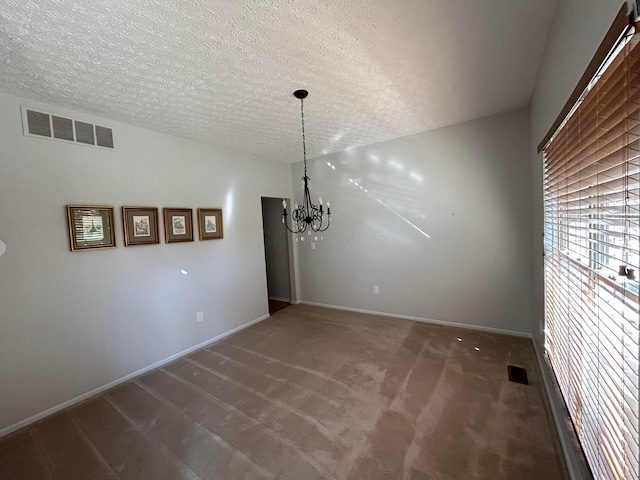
[
  {"xmin": 197, "ymin": 208, "xmax": 223, "ymax": 240},
  {"xmin": 67, "ymin": 205, "xmax": 117, "ymax": 251},
  {"xmin": 163, "ymin": 208, "xmax": 194, "ymax": 243},
  {"xmin": 122, "ymin": 207, "xmax": 160, "ymax": 246}
]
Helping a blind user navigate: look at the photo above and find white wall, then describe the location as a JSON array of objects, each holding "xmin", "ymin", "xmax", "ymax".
[
  {"xmin": 0, "ymin": 92, "xmax": 292, "ymax": 434},
  {"xmin": 529, "ymin": 1, "xmax": 633, "ymax": 478},
  {"xmin": 292, "ymin": 107, "xmax": 532, "ymax": 335},
  {"xmin": 261, "ymin": 197, "xmax": 291, "ymax": 301}
]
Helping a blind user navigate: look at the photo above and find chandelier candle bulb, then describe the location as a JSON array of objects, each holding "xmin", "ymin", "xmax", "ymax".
[{"xmin": 282, "ymin": 199, "xmax": 287, "ymax": 209}]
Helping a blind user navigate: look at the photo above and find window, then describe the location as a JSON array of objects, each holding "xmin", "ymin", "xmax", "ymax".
[{"xmin": 543, "ymin": 19, "xmax": 639, "ymax": 480}]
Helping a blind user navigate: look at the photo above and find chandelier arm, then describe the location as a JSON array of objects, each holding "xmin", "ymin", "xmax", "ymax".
[
  {"xmin": 284, "ymin": 206, "xmax": 312, "ymax": 234},
  {"xmin": 311, "ymin": 208, "xmax": 324, "ymax": 223},
  {"xmin": 286, "ymin": 220, "xmax": 305, "ymax": 234},
  {"xmin": 317, "ymin": 222, "xmax": 330, "ymax": 233},
  {"xmin": 309, "ymin": 208, "xmax": 326, "ymax": 232},
  {"xmin": 292, "ymin": 207, "xmax": 304, "ymax": 224},
  {"xmin": 283, "ymin": 213, "xmax": 303, "ymax": 234},
  {"xmin": 316, "ymin": 215, "xmax": 331, "ymax": 232},
  {"xmin": 284, "ymin": 223, "xmax": 300, "ymax": 234},
  {"xmin": 295, "ymin": 207, "xmax": 309, "ymax": 233}
]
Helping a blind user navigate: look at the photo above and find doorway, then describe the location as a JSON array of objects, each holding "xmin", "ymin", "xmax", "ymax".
[{"xmin": 261, "ymin": 197, "xmax": 293, "ymax": 314}]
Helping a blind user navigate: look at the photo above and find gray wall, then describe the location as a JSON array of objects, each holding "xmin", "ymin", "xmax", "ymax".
[
  {"xmin": 292, "ymin": 107, "xmax": 532, "ymax": 335},
  {"xmin": 261, "ymin": 197, "xmax": 291, "ymax": 301},
  {"xmin": 529, "ymin": 1, "xmax": 632, "ymax": 478},
  {"xmin": 0, "ymin": 92, "xmax": 292, "ymax": 434}
]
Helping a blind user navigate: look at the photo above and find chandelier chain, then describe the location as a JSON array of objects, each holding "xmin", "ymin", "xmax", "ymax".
[{"xmin": 300, "ymin": 97, "xmax": 307, "ymax": 177}]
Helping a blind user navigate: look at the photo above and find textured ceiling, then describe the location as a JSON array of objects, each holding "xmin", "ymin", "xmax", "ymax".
[{"xmin": 0, "ymin": 0, "xmax": 558, "ymax": 162}]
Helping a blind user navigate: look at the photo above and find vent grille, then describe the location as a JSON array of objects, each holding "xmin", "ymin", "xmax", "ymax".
[
  {"xmin": 23, "ymin": 108, "xmax": 114, "ymax": 149},
  {"xmin": 26, "ymin": 110, "xmax": 51, "ymax": 137},
  {"xmin": 75, "ymin": 121, "xmax": 95, "ymax": 145},
  {"xmin": 95, "ymin": 125, "xmax": 114, "ymax": 148},
  {"xmin": 52, "ymin": 116, "xmax": 74, "ymax": 141},
  {"xmin": 507, "ymin": 365, "xmax": 529, "ymax": 385}
]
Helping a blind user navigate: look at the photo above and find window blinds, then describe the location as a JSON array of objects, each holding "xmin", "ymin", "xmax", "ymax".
[{"xmin": 543, "ymin": 23, "xmax": 640, "ymax": 480}]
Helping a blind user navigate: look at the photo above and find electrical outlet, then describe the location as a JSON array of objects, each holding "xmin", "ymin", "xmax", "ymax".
[
  {"xmin": 196, "ymin": 311, "xmax": 203, "ymax": 322},
  {"xmin": 373, "ymin": 285, "xmax": 379, "ymax": 294}
]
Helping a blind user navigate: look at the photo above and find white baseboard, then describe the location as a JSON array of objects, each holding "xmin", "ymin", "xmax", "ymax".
[
  {"xmin": 298, "ymin": 301, "xmax": 533, "ymax": 339},
  {"xmin": 532, "ymin": 340, "xmax": 589, "ymax": 480},
  {"xmin": 0, "ymin": 313, "xmax": 270, "ymax": 439},
  {"xmin": 268, "ymin": 296, "xmax": 291, "ymax": 302}
]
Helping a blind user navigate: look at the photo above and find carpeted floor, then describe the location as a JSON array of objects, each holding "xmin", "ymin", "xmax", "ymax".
[
  {"xmin": 0, "ymin": 304, "xmax": 568, "ymax": 479},
  {"xmin": 268, "ymin": 299, "xmax": 291, "ymax": 315}
]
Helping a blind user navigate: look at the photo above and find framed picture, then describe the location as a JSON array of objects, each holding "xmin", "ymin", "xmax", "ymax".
[
  {"xmin": 163, "ymin": 208, "xmax": 194, "ymax": 243},
  {"xmin": 122, "ymin": 207, "xmax": 160, "ymax": 246},
  {"xmin": 197, "ymin": 208, "xmax": 223, "ymax": 240},
  {"xmin": 67, "ymin": 205, "xmax": 117, "ymax": 251}
]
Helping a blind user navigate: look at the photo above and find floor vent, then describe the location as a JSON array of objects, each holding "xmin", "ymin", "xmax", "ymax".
[
  {"xmin": 22, "ymin": 107, "xmax": 114, "ymax": 149},
  {"xmin": 507, "ymin": 365, "xmax": 529, "ymax": 385}
]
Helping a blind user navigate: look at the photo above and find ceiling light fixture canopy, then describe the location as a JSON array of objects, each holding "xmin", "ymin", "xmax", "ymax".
[{"xmin": 282, "ymin": 89, "xmax": 331, "ymax": 237}]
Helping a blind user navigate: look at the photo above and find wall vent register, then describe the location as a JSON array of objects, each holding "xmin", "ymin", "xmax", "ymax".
[{"xmin": 22, "ymin": 108, "xmax": 114, "ymax": 149}]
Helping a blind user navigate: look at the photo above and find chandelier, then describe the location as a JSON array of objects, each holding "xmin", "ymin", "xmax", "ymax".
[{"xmin": 282, "ymin": 89, "xmax": 331, "ymax": 236}]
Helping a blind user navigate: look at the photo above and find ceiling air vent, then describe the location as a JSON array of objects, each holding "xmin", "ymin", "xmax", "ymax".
[{"xmin": 22, "ymin": 107, "xmax": 114, "ymax": 149}]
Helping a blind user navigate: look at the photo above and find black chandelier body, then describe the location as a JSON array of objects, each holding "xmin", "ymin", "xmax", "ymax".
[{"xmin": 282, "ymin": 90, "xmax": 331, "ymax": 234}]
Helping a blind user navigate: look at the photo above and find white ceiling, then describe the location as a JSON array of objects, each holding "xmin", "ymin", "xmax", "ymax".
[{"xmin": 0, "ymin": 0, "xmax": 558, "ymax": 162}]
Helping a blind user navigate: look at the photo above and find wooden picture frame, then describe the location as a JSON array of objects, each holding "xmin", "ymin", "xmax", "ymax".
[
  {"xmin": 163, "ymin": 208, "xmax": 194, "ymax": 243},
  {"xmin": 67, "ymin": 205, "xmax": 117, "ymax": 251},
  {"xmin": 197, "ymin": 208, "xmax": 223, "ymax": 240},
  {"xmin": 122, "ymin": 207, "xmax": 160, "ymax": 246}
]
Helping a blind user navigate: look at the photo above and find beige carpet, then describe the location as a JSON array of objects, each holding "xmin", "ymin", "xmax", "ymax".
[{"xmin": 0, "ymin": 304, "xmax": 568, "ymax": 479}]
